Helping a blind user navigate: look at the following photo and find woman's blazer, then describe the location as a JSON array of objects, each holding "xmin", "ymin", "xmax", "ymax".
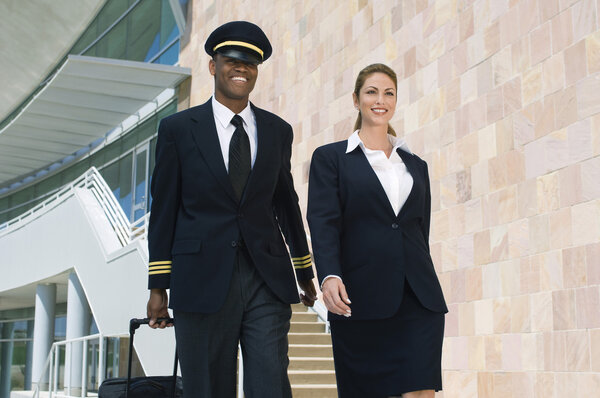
[{"xmin": 307, "ymin": 140, "xmax": 448, "ymax": 320}]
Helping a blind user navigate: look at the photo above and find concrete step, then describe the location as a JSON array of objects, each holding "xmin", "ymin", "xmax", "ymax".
[
  {"xmin": 288, "ymin": 332, "xmax": 332, "ymax": 345},
  {"xmin": 291, "ymin": 303, "xmax": 309, "ymax": 312},
  {"xmin": 288, "ymin": 344, "xmax": 333, "ymax": 357},
  {"xmin": 291, "ymin": 384, "xmax": 338, "ymax": 397},
  {"xmin": 288, "ymin": 369, "xmax": 337, "ymax": 384},
  {"xmin": 291, "ymin": 311, "xmax": 319, "ymax": 322},
  {"xmin": 290, "ymin": 322, "xmax": 326, "ymax": 333},
  {"xmin": 288, "ymin": 357, "xmax": 335, "ymax": 370}
]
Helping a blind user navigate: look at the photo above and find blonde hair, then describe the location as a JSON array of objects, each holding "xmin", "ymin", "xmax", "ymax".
[{"xmin": 353, "ymin": 63, "xmax": 398, "ymax": 136}]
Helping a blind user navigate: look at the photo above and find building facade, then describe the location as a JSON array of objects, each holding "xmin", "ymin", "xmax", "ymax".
[{"xmin": 1, "ymin": 0, "xmax": 600, "ymax": 397}]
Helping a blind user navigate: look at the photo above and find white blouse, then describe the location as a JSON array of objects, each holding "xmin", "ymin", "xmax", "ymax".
[{"xmin": 345, "ymin": 130, "xmax": 414, "ymax": 215}]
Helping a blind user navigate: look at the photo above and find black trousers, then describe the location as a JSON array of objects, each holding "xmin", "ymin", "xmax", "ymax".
[{"xmin": 174, "ymin": 248, "xmax": 292, "ymax": 398}]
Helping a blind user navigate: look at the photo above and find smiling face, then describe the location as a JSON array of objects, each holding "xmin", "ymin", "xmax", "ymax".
[
  {"xmin": 209, "ymin": 54, "xmax": 258, "ymax": 112},
  {"xmin": 353, "ymin": 72, "xmax": 397, "ymax": 129}
]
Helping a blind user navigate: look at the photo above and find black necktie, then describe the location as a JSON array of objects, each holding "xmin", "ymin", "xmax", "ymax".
[{"xmin": 229, "ymin": 115, "xmax": 251, "ymax": 201}]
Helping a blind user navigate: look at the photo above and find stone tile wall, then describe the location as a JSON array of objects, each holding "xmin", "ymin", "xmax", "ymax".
[{"xmin": 180, "ymin": 0, "xmax": 600, "ymax": 396}]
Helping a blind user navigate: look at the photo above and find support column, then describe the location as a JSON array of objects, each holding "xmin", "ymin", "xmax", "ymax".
[
  {"xmin": 31, "ymin": 283, "xmax": 56, "ymax": 391},
  {"xmin": 65, "ymin": 272, "xmax": 91, "ymax": 395},
  {"xmin": 1, "ymin": 322, "xmax": 15, "ymax": 398}
]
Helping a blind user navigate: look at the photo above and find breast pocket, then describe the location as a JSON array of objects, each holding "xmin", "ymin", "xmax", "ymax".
[{"xmin": 171, "ymin": 240, "xmax": 202, "ymax": 255}]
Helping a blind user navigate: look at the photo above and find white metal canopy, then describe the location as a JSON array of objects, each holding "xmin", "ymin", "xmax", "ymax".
[{"xmin": 0, "ymin": 54, "xmax": 191, "ymax": 187}]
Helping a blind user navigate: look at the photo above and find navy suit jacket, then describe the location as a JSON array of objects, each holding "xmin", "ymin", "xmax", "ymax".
[
  {"xmin": 147, "ymin": 99, "xmax": 313, "ymax": 313},
  {"xmin": 307, "ymin": 141, "xmax": 447, "ymax": 320}
]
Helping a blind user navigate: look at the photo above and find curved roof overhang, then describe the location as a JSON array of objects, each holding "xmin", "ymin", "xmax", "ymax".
[{"xmin": 0, "ymin": 55, "xmax": 191, "ymax": 189}]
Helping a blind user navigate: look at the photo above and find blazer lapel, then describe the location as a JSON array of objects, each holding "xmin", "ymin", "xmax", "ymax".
[
  {"xmin": 396, "ymin": 148, "xmax": 420, "ymax": 219},
  {"xmin": 348, "ymin": 147, "xmax": 398, "ymax": 218},
  {"xmin": 188, "ymin": 101, "xmax": 237, "ymax": 203},
  {"xmin": 241, "ymin": 104, "xmax": 271, "ymax": 203}
]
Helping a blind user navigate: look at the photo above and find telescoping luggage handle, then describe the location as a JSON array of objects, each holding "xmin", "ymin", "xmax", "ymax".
[{"xmin": 127, "ymin": 318, "xmax": 178, "ymax": 398}]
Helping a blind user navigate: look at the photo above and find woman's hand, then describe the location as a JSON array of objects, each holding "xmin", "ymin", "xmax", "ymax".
[{"xmin": 321, "ymin": 277, "xmax": 352, "ymax": 317}]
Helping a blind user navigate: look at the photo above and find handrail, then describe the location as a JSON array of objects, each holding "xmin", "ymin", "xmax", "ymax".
[
  {"xmin": 33, "ymin": 333, "xmax": 130, "ymax": 398},
  {"xmin": 0, "ymin": 167, "xmax": 150, "ymax": 247}
]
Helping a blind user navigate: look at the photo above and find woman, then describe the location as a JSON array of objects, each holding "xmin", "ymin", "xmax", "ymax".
[{"xmin": 307, "ymin": 63, "xmax": 448, "ymax": 398}]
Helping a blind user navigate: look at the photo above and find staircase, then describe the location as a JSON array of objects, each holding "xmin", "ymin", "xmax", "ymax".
[{"xmin": 289, "ymin": 304, "xmax": 337, "ymax": 397}]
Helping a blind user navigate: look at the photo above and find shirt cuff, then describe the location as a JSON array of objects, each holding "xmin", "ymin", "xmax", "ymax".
[{"xmin": 321, "ymin": 275, "xmax": 342, "ymax": 289}]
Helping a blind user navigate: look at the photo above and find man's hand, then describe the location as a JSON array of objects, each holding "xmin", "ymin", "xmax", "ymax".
[
  {"xmin": 298, "ymin": 279, "xmax": 318, "ymax": 307},
  {"xmin": 321, "ymin": 278, "xmax": 351, "ymax": 317},
  {"xmin": 147, "ymin": 288, "xmax": 172, "ymax": 329}
]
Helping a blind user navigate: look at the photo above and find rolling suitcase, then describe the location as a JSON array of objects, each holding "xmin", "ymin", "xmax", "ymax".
[{"xmin": 98, "ymin": 317, "xmax": 182, "ymax": 398}]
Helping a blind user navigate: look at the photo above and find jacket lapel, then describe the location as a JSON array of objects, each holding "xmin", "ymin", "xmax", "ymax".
[
  {"xmin": 396, "ymin": 148, "xmax": 420, "ymax": 220},
  {"xmin": 349, "ymin": 146, "xmax": 398, "ymax": 217},
  {"xmin": 188, "ymin": 100, "xmax": 237, "ymax": 203},
  {"xmin": 241, "ymin": 104, "xmax": 271, "ymax": 203}
]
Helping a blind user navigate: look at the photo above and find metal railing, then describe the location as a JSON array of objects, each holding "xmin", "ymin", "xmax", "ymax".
[
  {"xmin": 32, "ymin": 333, "xmax": 125, "ymax": 398},
  {"xmin": 0, "ymin": 167, "xmax": 149, "ymax": 245}
]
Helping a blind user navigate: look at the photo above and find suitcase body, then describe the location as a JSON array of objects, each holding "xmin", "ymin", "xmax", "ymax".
[
  {"xmin": 99, "ymin": 375, "xmax": 182, "ymax": 398},
  {"xmin": 99, "ymin": 318, "xmax": 182, "ymax": 398}
]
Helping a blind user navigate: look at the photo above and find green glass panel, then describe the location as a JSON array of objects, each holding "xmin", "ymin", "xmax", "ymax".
[
  {"xmin": 95, "ymin": 19, "xmax": 127, "ymax": 59},
  {"xmin": 127, "ymin": 0, "xmax": 161, "ymax": 62},
  {"xmin": 118, "ymin": 154, "xmax": 133, "ymax": 219},
  {"xmin": 97, "ymin": 0, "xmax": 129, "ymax": 33},
  {"xmin": 89, "ymin": 150, "xmax": 106, "ymax": 168},
  {"xmin": 136, "ymin": 117, "xmax": 156, "ymax": 143},
  {"xmin": 160, "ymin": 0, "xmax": 177, "ymax": 47},
  {"xmin": 122, "ymin": 127, "xmax": 139, "ymax": 151},
  {"xmin": 34, "ymin": 174, "xmax": 62, "ymax": 198},
  {"xmin": 104, "ymin": 140, "xmax": 123, "ymax": 164},
  {"xmin": 0, "ymin": 196, "xmax": 8, "ymax": 213},
  {"xmin": 100, "ymin": 161, "xmax": 119, "ymax": 194},
  {"xmin": 157, "ymin": 101, "xmax": 177, "ymax": 120},
  {"xmin": 72, "ymin": 19, "xmax": 98, "ymax": 55}
]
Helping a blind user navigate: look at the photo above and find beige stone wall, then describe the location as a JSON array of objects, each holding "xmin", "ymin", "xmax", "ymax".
[{"xmin": 180, "ymin": 0, "xmax": 600, "ymax": 396}]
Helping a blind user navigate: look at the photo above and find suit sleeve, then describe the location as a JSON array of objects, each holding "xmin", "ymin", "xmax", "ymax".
[
  {"xmin": 147, "ymin": 117, "xmax": 181, "ymax": 289},
  {"xmin": 306, "ymin": 146, "xmax": 343, "ymax": 286},
  {"xmin": 273, "ymin": 125, "xmax": 315, "ymax": 281},
  {"xmin": 421, "ymin": 159, "xmax": 431, "ymax": 251}
]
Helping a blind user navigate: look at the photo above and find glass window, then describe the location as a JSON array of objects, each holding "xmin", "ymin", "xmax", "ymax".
[
  {"xmin": 95, "ymin": 19, "xmax": 127, "ymax": 60},
  {"xmin": 156, "ymin": 41, "xmax": 180, "ymax": 65},
  {"xmin": 101, "ymin": 160, "xmax": 119, "ymax": 199},
  {"xmin": 127, "ymin": 0, "xmax": 162, "ymax": 62},
  {"xmin": 10, "ymin": 341, "xmax": 27, "ymax": 391},
  {"xmin": 118, "ymin": 154, "xmax": 133, "ymax": 220},
  {"xmin": 148, "ymin": 137, "xmax": 157, "ymax": 209},
  {"xmin": 97, "ymin": 0, "xmax": 129, "ymax": 34},
  {"xmin": 160, "ymin": 0, "xmax": 178, "ymax": 48},
  {"xmin": 34, "ymin": 174, "xmax": 61, "ymax": 198},
  {"xmin": 71, "ymin": 19, "xmax": 98, "ymax": 55},
  {"xmin": 136, "ymin": 117, "xmax": 156, "ymax": 143}
]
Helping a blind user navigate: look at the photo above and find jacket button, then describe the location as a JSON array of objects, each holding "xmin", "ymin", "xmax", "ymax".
[
  {"xmin": 238, "ymin": 213, "xmax": 244, "ymax": 218},
  {"xmin": 391, "ymin": 223, "xmax": 399, "ymax": 229},
  {"xmin": 231, "ymin": 241, "xmax": 238, "ymax": 247}
]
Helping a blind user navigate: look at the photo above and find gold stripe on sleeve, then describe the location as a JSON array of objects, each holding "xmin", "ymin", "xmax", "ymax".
[
  {"xmin": 294, "ymin": 263, "xmax": 313, "ymax": 269},
  {"xmin": 291, "ymin": 254, "xmax": 311, "ymax": 262},
  {"xmin": 148, "ymin": 270, "xmax": 172, "ymax": 275},
  {"xmin": 293, "ymin": 258, "xmax": 312, "ymax": 265},
  {"xmin": 148, "ymin": 265, "xmax": 171, "ymax": 271},
  {"xmin": 149, "ymin": 260, "xmax": 172, "ymax": 266}
]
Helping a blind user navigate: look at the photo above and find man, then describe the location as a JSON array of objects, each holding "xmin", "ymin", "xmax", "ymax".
[{"xmin": 145, "ymin": 21, "xmax": 317, "ymax": 397}]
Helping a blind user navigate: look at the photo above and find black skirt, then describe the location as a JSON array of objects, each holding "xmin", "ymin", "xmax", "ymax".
[{"xmin": 329, "ymin": 280, "xmax": 444, "ymax": 398}]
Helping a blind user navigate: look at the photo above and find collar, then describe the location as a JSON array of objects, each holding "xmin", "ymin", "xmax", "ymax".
[
  {"xmin": 345, "ymin": 130, "xmax": 412, "ymax": 154},
  {"xmin": 211, "ymin": 96, "xmax": 254, "ymax": 129}
]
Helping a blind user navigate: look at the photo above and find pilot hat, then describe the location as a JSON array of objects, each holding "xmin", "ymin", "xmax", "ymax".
[{"xmin": 205, "ymin": 21, "xmax": 272, "ymax": 65}]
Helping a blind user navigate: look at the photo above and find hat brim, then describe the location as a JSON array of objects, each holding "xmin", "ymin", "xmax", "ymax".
[{"xmin": 215, "ymin": 48, "xmax": 262, "ymax": 65}]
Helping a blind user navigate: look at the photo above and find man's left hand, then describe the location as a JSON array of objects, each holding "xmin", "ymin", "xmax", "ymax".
[{"xmin": 298, "ymin": 279, "xmax": 318, "ymax": 307}]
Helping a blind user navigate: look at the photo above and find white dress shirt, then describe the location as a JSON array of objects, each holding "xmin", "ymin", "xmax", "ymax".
[
  {"xmin": 321, "ymin": 130, "xmax": 414, "ymax": 288},
  {"xmin": 211, "ymin": 96, "xmax": 258, "ymax": 170}
]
